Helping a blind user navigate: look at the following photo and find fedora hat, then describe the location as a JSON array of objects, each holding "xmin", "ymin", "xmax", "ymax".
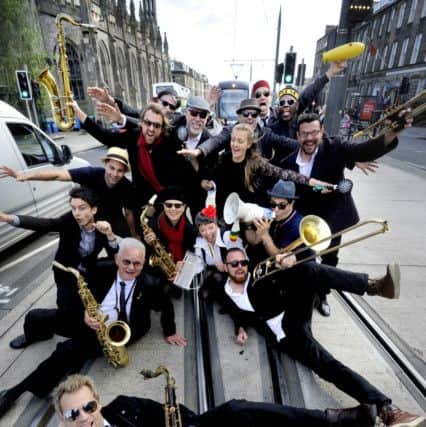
[
  {"xmin": 186, "ymin": 96, "xmax": 211, "ymax": 113},
  {"xmin": 267, "ymin": 180, "xmax": 299, "ymax": 200},
  {"xmin": 236, "ymin": 98, "xmax": 262, "ymax": 115},
  {"xmin": 101, "ymin": 147, "xmax": 130, "ymax": 171}
]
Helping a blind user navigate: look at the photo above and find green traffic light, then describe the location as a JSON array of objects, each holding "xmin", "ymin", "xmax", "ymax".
[{"xmin": 285, "ymin": 75, "xmax": 293, "ymax": 83}]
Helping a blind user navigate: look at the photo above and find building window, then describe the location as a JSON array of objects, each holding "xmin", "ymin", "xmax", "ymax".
[
  {"xmin": 381, "ymin": 45, "xmax": 389, "ymax": 69},
  {"xmin": 66, "ymin": 43, "xmax": 84, "ymax": 100},
  {"xmin": 408, "ymin": 0, "xmax": 418, "ymax": 23},
  {"xmin": 388, "ymin": 8, "xmax": 395, "ymax": 32},
  {"xmin": 410, "ymin": 33, "xmax": 423, "ymax": 64},
  {"xmin": 379, "ymin": 14, "xmax": 387, "ymax": 36},
  {"xmin": 398, "ymin": 38, "xmax": 410, "ymax": 66},
  {"xmin": 388, "ymin": 42, "xmax": 398, "ymax": 68},
  {"xmin": 422, "ymin": 0, "xmax": 426, "ymax": 16},
  {"xmin": 397, "ymin": 3, "xmax": 406, "ymax": 28}
]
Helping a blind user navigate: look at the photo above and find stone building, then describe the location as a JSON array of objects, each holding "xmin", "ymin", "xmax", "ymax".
[
  {"xmin": 313, "ymin": 0, "xmax": 425, "ymax": 110},
  {"xmin": 170, "ymin": 59, "xmax": 210, "ymax": 98},
  {"xmin": 35, "ymin": 0, "xmax": 171, "ymax": 114}
]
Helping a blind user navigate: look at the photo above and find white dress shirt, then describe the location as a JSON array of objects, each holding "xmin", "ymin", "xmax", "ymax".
[{"xmin": 295, "ymin": 147, "xmax": 319, "ymax": 178}]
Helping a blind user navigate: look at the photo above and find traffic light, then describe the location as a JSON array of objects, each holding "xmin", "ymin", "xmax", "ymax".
[
  {"xmin": 296, "ymin": 63, "xmax": 306, "ymax": 86},
  {"xmin": 400, "ymin": 77, "xmax": 410, "ymax": 95},
  {"xmin": 16, "ymin": 70, "xmax": 32, "ymax": 100},
  {"xmin": 284, "ymin": 52, "xmax": 296, "ymax": 85},
  {"xmin": 275, "ymin": 63, "xmax": 284, "ymax": 84}
]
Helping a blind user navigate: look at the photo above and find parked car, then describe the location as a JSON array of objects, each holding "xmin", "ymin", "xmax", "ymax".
[{"xmin": 0, "ymin": 101, "xmax": 89, "ymax": 252}]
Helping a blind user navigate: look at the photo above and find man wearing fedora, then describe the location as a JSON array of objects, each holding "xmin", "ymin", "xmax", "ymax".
[{"xmin": 0, "ymin": 146, "xmax": 138, "ymax": 238}]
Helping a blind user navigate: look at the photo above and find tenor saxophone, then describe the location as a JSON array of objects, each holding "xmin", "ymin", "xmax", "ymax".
[
  {"xmin": 140, "ymin": 196, "xmax": 177, "ymax": 281},
  {"xmin": 141, "ymin": 366, "xmax": 182, "ymax": 427},
  {"xmin": 52, "ymin": 261, "xmax": 131, "ymax": 368},
  {"xmin": 37, "ymin": 14, "xmax": 95, "ymax": 131}
]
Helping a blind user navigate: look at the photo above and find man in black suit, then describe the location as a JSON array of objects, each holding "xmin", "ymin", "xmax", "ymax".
[
  {"xmin": 0, "ymin": 187, "xmax": 119, "ymax": 349},
  {"xmin": 53, "ymin": 374, "xmax": 379, "ymax": 426},
  {"xmin": 217, "ymin": 248, "xmax": 424, "ymax": 426},
  {"xmin": 0, "ymin": 238, "xmax": 187, "ymax": 418},
  {"xmin": 280, "ymin": 110, "xmax": 412, "ymax": 316}
]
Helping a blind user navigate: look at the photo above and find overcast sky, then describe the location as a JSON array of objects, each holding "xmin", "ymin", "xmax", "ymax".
[{"xmin": 156, "ymin": 0, "xmax": 342, "ymax": 85}]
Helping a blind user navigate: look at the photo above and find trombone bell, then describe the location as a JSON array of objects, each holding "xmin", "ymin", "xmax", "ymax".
[{"xmin": 299, "ymin": 215, "xmax": 332, "ymax": 252}]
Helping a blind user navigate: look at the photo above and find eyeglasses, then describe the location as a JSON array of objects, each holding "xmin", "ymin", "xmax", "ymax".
[
  {"xmin": 241, "ymin": 111, "xmax": 259, "ymax": 118},
  {"xmin": 63, "ymin": 400, "xmax": 98, "ymax": 421},
  {"xmin": 188, "ymin": 109, "xmax": 209, "ymax": 119},
  {"xmin": 142, "ymin": 119, "xmax": 163, "ymax": 129},
  {"xmin": 161, "ymin": 99, "xmax": 177, "ymax": 111},
  {"xmin": 279, "ymin": 99, "xmax": 296, "ymax": 107},
  {"xmin": 255, "ymin": 91, "xmax": 270, "ymax": 98},
  {"xmin": 164, "ymin": 202, "xmax": 184, "ymax": 209},
  {"xmin": 121, "ymin": 259, "xmax": 143, "ymax": 268},
  {"xmin": 299, "ymin": 129, "xmax": 321, "ymax": 139},
  {"xmin": 270, "ymin": 201, "xmax": 289, "ymax": 209},
  {"xmin": 227, "ymin": 259, "xmax": 249, "ymax": 268}
]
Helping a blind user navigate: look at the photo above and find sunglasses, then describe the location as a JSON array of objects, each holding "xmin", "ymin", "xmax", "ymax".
[
  {"xmin": 255, "ymin": 91, "xmax": 270, "ymax": 98},
  {"xmin": 241, "ymin": 111, "xmax": 259, "ymax": 118},
  {"xmin": 63, "ymin": 400, "xmax": 98, "ymax": 421},
  {"xmin": 270, "ymin": 201, "xmax": 289, "ymax": 209},
  {"xmin": 164, "ymin": 202, "xmax": 184, "ymax": 209},
  {"xmin": 189, "ymin": 109, "xmax": 209, "ymax": 119},
  {"xmin": 227, "ymin": 259, "xmax": 249, "ymax": 268},
  {"xmin": 161, "ymin": 99, "xmax": 177, "ymax": 111},
  {"xmin": 142, "ymin": 119, "xmax": 163, "ymax": 129},
  {"xmin": 279, "ymin": 99, "xmax": 296, "ymax": 107}
]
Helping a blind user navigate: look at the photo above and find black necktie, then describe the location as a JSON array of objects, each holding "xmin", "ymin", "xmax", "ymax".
[{"xmin": 118, "ymin": 281, "xmax": 128, "ymax": 323}]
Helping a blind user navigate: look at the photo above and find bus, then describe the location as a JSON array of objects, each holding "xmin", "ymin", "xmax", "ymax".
[
  {"xmin": 152, "ymin": 82, "xmax": 190, "ymax": 108},
  {"xmin": 216, "ymin": 80, "xmax": 250, "ymax": 125}
]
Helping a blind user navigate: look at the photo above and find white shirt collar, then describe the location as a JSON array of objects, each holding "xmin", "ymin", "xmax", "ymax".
[
  {"xmin": 225, "ymin": 273, "xmax": 251, "ymax": 296},
  {"xmin": 194, "ymin": 228, "xmax": 226, "ymax": 249}
]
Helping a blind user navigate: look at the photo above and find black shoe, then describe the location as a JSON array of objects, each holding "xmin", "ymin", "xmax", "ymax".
[
  {"xmin": 367, "ymin": 263, "xmax": 400, "ymax": 299},
  {"xmin": 9, "ymin": 334, "xmax": 30, "ymax": 350},
  {"xmin": 326, "ymin": 403, "xmax": 377, "ymax": 426},
  {"xmin": 316, "ymin": 296, "xmax": 331, "ymax": 317},
  {"xmin": 0, "ymin": 390, "xmax": 16, "ymax": 418}
]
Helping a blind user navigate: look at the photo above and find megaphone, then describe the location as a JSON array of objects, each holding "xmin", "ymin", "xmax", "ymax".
[
  {"xmin": 322, "ymin": 42, "xmax": 365, "ymax": 63},
  {"xmin": 224, "ymin": 192, "xmax": 275, "ymax": 240}
]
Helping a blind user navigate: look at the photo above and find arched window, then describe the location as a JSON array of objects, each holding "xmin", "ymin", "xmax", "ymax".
[
  {"xmin": 99, "ymin": 41, "xmax": 112, "ymax": 88},
  {"xmin": 66, "ymin": 42, "xmax": 84, "ymax": 100}
]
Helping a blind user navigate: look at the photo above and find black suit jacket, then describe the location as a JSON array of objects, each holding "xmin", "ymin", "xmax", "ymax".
[
  {"xmin": 280, "ymin": 134, "xmax": 398, "ymax": 232},
  {"xmin": 17, "ymin": 212, "xmax": 117, "ymax": 311},
  {"xmin": 89, "ymin": 264, "xmax": 177, "ymax": 340}
]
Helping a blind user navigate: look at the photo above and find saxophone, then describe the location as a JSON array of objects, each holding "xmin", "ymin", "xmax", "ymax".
[
  {"xmin": 38, "ymin": 13, "xmax": 95, "ymax": 131},
  {"xmin": 52, "ymin": 261, "xmax": 131, "ymax": 368},
  {"xmin": 140, "ymin": 196, "xmax": 177, "ymax": 281},
  {"xmin": 141, "ymin": 366, "xmax": 182, "ymax": 427}
]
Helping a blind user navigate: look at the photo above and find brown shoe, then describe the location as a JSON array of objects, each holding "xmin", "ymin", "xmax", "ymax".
[
  {"xmin": 381, "ymin": 405, "xmax": 426, "ymax": 426},
  {"xmin": 367, "ymin": 263, "xmax": 400, "ymax": 299},
  {"xmin": 325, "ymin": 403, "xmax": 377, "ymax": 426}
]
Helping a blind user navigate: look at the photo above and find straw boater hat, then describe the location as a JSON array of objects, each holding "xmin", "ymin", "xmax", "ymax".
[{"xmin": 100, "ymin": 147, "xmax": 130, "ymax": 172}]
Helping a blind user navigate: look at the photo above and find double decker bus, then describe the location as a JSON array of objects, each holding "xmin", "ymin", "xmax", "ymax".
[
  {"xmin": 152, "ymin": 82, "xmax": 190, "ymax": 108},
  {"xmin": 216, "ymin": 80, "xmax": 250, "ymax": 125}
]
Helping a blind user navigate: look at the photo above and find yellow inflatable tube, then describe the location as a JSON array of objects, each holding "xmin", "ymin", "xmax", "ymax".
[{"xmin": 322, "ymin": 42, "xmax": 365, "ymax": 63}]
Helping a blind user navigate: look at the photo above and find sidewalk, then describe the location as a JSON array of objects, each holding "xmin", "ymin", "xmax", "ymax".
[{"xmin": 51, "ymin": 129, "xmax": 103, "ymax": 154}]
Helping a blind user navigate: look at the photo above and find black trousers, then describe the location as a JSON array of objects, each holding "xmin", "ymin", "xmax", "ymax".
[
  {"xmin": 277, "ymin": 262, "xmax": 391, "ymax": 407},
  {"xmin": 23, "ymin": 308, "xmax": 86, "ymax": 343},
  {"xmin": 196, "ymin": 399, "xmax": 328, "ymax": 427}
]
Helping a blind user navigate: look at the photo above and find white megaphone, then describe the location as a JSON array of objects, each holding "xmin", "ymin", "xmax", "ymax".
[{"xmin": 223, "ymin": 193, "xmax": 275, "ymax": 239}]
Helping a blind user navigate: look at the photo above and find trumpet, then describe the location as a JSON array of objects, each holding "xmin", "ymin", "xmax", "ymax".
[
  {"xmin": 253, "ymin": 218, "xmax": 389, "ymax": 281},
  {"xmin": 353, "ymin": 90, "xmax": 426, "ymax": 140}
]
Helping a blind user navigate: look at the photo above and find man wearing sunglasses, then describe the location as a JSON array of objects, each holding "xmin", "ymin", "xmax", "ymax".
[
  {"xmin": 0, "ymin": 238, "xmax": 186, "ymax": 419},
  {"xmin": 217, "ymin": 248, "xmax": 424, "ymax": 426}
]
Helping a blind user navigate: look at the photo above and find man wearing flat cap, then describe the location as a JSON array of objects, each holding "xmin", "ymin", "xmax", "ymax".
[{"xmin": 0, "ymin": 146, "xmax": 138, "ymax": 238}]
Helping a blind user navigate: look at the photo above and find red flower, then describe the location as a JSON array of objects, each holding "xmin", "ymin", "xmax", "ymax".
[{"xmin": 202, "ymin": 205, "xmax": 216, "ymax": 219}]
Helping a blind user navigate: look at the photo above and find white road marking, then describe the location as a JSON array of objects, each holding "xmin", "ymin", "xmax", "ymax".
[{"xmin": 0, "ymin": 238, "xmax": 58, "ymax": 273}]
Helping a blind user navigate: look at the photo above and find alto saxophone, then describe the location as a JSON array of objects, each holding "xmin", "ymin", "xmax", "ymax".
[
  {"xmin": 140, "ymin": 196, "xmax": 177, "ymax": 281},
  {"xmin": 141, "ymin": 366, "xmax": 182, "ymax": 427},
  {"xmin": 52, "ymin": 261, "xmax": 131, "ymax": 368}
]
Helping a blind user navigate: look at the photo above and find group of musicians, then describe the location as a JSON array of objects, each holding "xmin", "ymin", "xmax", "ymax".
[{"xmin": 0, "ymin": 60, "xmax": 424, "ymax": 426}]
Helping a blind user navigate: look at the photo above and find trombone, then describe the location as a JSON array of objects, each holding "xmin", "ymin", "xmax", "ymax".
[
  {"xmin": 252, "ymin": 217, "xmax": 389, "ymax": 281},
  {"xmin": 353, "ymin": 90, "xmax": 425, "ymax": 140}
]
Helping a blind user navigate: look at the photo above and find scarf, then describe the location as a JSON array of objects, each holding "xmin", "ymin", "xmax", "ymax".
[
  {"xmin": 137, "ymin": 132, "xmax": 164, "ymax": 193},
  {"xmin": 158, "ymin": 213, "xmax": 186, "ymax": 262}
]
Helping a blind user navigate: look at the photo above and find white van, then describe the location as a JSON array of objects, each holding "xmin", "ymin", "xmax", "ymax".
[{"xmin": 0, "ymin": 101, "xmax": 89, "ymax": 252}]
